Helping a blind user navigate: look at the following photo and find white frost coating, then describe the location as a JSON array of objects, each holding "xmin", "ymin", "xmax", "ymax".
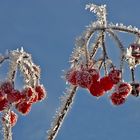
[
  {"xmin": 108, "ymin": 23, "xmax": 140, "ymax": 35},
  {"xmin": 47, "ymin": 85, "xmax": 77, "ymax": 140},
  {"xmin": 7, "ymin": 48, "xmax": 40, "ymax": 87},
  {"xmin": 1, "ymin": 48, "xmax": 42, "ymax": 140},
  {"xmin": 124, "ymin": 47, "xmax": 140, "ymax": 68},
  {"xmin": 47, "ymin": 3, "xmax": 140, "ymax": 140},
  {"xmin": 85, "ymin": 3, "xmax": 107, "ymax": 26}
]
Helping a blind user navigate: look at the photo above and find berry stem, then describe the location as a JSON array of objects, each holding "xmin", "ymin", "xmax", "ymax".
[
  {"xmin": 47, "ymin": 86, "xmax": 78, "ymax": 140},
  {"xmin": 101, "ymin": 30, "xmax": 108, "ymax": 75},
  {"xmin": 131, "ymin": 68, "xmax": 135, "ymax": 82},
  {"xmin": 83, "ymin": 44, "xmax": 90, "ymax": 68},
  {"xmin": 90, "ymin": 32, "xmax": 102, "ymax": 59},
  {"xmin": 85, "ymin": 26, "xmax": 140, "ymax": 39},
  {"xmin": 107, "ymin": 29, "xmax": 125, "ymax": 80},
  {"xmin": 107, "ymin": 29, "xmax": 125, "ymax": 52},
  {"xmin": 109, "ymin": 26, "xmax": 140, "ymax": 37},
  {"xmin": 0, "ymin": 56, "xmax": 9, "ymax": 65},
  {"xmin": 2, "ymin": 52, "xmax": 18, "ymax": 140},
  {"xmin": 2, "ymin": 108, "xmax": 12, "ymax": 140}
]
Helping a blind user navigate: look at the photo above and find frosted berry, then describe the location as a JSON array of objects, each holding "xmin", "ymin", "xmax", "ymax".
[
  {"xmin": 100, "ymin": 76, "xmax": 114, "ymax": 91},
  {"xmin": 116, "ymin": 82, "xmax": 132, "ymax": 97},
  {"xmin": 110, "ymin": 92, "xmax": 126, "ymax": 106},
  {"xmin": 0, "ymin": 81, "xmax": 13, "ymax": 94},
  {"xmin": 130, "ymin": 83, "xmax": 140, "ymax": 97},
  {"xmin": 76, "ymin": 70, "xmax": 92, "ymax": 88},
  {"xmin": 25, "ymin": 87, "xmax": 34, "ymax": 98},
  {"xmin": 2, "ymin": 111, "xmax": 18, "ymax": 127},
  {"xmin": 87, "ymin": 68, "xmax": 100, "ymax": 82},
  {"xmin": 10, "ymin": 111, "xmax": 18, "ymax": 127},
  {"xmin": 23, "ymin": 87, "xmax": 34, "ymax": 101},
  {"xmin": 29, "ymin": 94, "xmax": 38, "ymax": 103},
  {"xmin": 21, "ymin": 87, "xmax": 37, "ymax": 103},
  {"xmin": 35, "ymin": 85, "xmax": 46, "ymax": 101},
  {"xmin": 0, "ymin": 98, "xmax": 9, "ymax": 111},
  {"xmin": 109, "ymin": 69, "xmax": 121, "ymax": 84},
  {"xmin": 7, "ymin": 90, "xmax": 21, "ymax": 104},
  {"xmin": 88, "ymin": 81, "xmax": 105, "ymax": 97},
  {"xmin": 16, "ymin": 101, "xmax": 32, "ymax": 115},
  {"xmin": 65, "ymin": 69, "xmax": 79, "ymax": 85}
]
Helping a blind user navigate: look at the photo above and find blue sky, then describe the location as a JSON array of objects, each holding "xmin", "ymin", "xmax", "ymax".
[{"xmin": 0, "ymin": 0, "xmax": 140, "ymax": 140}]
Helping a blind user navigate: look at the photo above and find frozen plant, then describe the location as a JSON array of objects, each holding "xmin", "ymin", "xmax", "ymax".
[
  {"xmin": 0, "ymin": 48, "xmax": 47, "ymax": 140},
  {"xmin": 47, "ymin": 3, "xmax": 140, "ymax": 140}
]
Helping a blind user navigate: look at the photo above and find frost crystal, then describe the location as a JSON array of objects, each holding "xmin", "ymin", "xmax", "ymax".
[
  {"xmin": 0, "ymin": 48, "xmax": 46, "ymax": 140},
  {"xmin": 48, "ymin": 3, "xmax": 140, "ymax": 140}
]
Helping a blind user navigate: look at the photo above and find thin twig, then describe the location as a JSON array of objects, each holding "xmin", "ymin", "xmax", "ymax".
[
  {"xmin": 90, "ymin": 33, "xmax": 102, "ymax": 59},
  {"xmin": 101, "ymin": 30, "xmax": 108, "ymax": 75},
  {"xmin": 109, "ymin": 25, "xmax": 140, "ymax": 37},
  {"xmin": 0, "ymin": 56, "xmax": 9, "ymax": 64},
  {"xmin": 107, "ymin": 29, "xmax": 125, "ymax": 52},
  {"xmin": 3, "ymin": 108, "xmax": 12, "ymax": 140},
  {"xmin": 83, "ymin": 44, "xmax": 90, "ymax": 68},
  {"xmin": 107, "ymin": 29, "xmax": 125, "ymax": 80},
  {"xmin": 47, "ymin": 86, "xmax": 78, "ymax": 140},
  {"xmin": 131, "ymin": 68, "xmax": 135, "ymax": 82},
  {"xmin": 2, "ymin": 54, "xmax": 19, "ymax": 140},
  {"xmin": 85, "ymin": 26, "xmax": 140, "ymax": 38}
]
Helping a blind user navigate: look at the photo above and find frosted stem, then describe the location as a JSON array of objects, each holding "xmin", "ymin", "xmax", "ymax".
[
  {"xmin": 84, "ymin": 44, "xmax": 90, "ymax": 67},
  {"xmin": 110, "ymin": 26, "xmax": 140, "ymax": 37},
  {"xmin": 85, "ymin": 26, "xmax": 140, "ymax": 38},
  {"xmin": 3, "ymin": 109, "xmax": 12, "ymax": 140},
  {"xmin": 47, "ymin": 86, "xmax": 78, "ymax": 140},
  {"xmin": 101, "ymin": 31, "xmax": 108, "ymax": 75},
  {"xmin": 131, "ymin": 68, "xmax": 135, "ymax": 82},
  {"xmin": 90, "ymin": 33, "xmax": 102, "ymax": 59},
  {"xmin": 107, "ymin": 29, "xmax": 125, "ymax": 52}
]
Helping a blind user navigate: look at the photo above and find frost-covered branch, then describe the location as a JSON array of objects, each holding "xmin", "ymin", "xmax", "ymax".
[{"xmin": 47, "ymin": 86, "xmax": 78, "ymax": 140}]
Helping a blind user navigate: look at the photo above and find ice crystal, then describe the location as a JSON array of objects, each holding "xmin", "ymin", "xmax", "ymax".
[{"xmin": 48, "ymin": 3, "xmax": 140, "ymax": 140}]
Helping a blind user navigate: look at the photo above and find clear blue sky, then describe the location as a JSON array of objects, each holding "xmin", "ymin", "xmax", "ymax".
[{"xmin": 0, "ymin": 0, "xmax": 140, "ymax": 140}]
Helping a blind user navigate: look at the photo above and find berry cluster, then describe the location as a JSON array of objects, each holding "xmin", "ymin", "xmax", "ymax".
[
  {"xmin": 110, "ymin": 82, "xmax": 131, "ymax": 105},
  {"xmin": 0, "ymin": 81, "xmax": 46, "ymax": 127},
  {"xmin": 66, "ymin": 67, "xmax": 140, "ymax": 106}
]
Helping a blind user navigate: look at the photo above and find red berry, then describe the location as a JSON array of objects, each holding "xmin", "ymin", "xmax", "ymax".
[
  {"xmin": 10, "ymin": 111, "xmax": 18, "ymax": 127},
  {"xmin": 10, "ymin": 111, "xmax": 18, "ymax": 126},
  {"xmin": 21, "ymin": 87, "xmax": 35, "ymax": 103},
  {"xmin": 29, "ymin": 94, "xmax": 38, "ymax": 103},
  {"xmin": 16, "ymin": 101, "xmax": 32, "ymax": 115},
  {"xmin": 76, "ymin": 68, "xmax": 100, "ymax": 88},
  {"xmin": 76, "ymin": 70, "xmax": 92, "ymax": 88},
  {"xmin": 109, "ymin": 69, "xmax": 121, "ymax": 84},
  {"xmin": 88, "ymin": 81, "xmax": 105, "ymax": 97},
  {"xmin": 87, "ymin": 68, "xmax": 100, "ymax": 82},
  {"xmin": 100, "ymin": 76, "xmax": 114, "ymax": 91},
  {"xmin": 65, "ymin": 69, "xmax": 79, "ymax": 85},
  {"xmin": 35, "ymin": 85, "xmax": 46, "ymax": 101},
  {"xmin": 0, "ymin": 98, "xmax": 9, "ymax": 111},
  {"xmin": 2, "ymin": 111, "xmax": 18, "ymax": 127},
  {"xmin": 7, "ymin": 90, "xmax": 21, "ymax": 104},
  {"xmin": 26, "ymin": 87, "xmax": 34, "ymax": 98},
  {"xmin": 116, "ymin": 82, "xmax": 132, "ymax": 97},
  {"xmin": 0, "ymin": 81, "xmax": 13, "ymax": 94},
  {"xmin": 110, "ymin": 92, "xmax": 126, "ymax": 105}
]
